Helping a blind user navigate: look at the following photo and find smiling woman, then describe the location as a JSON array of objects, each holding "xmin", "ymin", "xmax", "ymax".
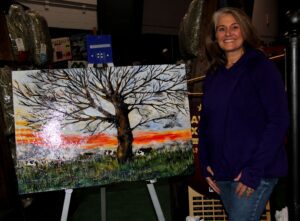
[
  {"xmin": 214, "ymin": 13, "xmax": 244, "ymax": 68},
  {"xmin": 204, "ymin": 7, "xmax": 261, "ymax": 72},
  {"xmin": 199, "ymin": 7, "xmax": 290, "ymax": 221}
]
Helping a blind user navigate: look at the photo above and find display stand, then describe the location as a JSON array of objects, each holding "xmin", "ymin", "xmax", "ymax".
[
  {"xmin": 147, "ymin": 179, "xmax": 166, "ymax": 221},
  {"xmin": 59, "ymin": 180, "xmax": 166, "ymax": 221},
  {"xmin": 61, "ymin": 189, "xmax": 73, "ymax": 221},
  {"xmin": 60, "ymin": 63, "xmax": 163, "ymax": 221},
  {"xmin": 101, "ymin": 187, "xmax": 106, "ymax": 221},
  {"xmin": 60, "ymin": 187, "xmax": 107, "ymax": 221},
  {"xmin": 86, "ymin": 61, "xmax": 113, "ymax": 221}
]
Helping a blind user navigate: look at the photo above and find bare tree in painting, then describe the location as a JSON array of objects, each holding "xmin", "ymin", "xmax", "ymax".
[{"xmin": 13, "ymin": 65, "xmax": 189, "ymax": 163}]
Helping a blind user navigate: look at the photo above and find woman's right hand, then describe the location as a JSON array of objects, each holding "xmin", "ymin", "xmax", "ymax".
[{"xmin": 205, "ymin": 166, "xmax": 221, "ymax": 194}]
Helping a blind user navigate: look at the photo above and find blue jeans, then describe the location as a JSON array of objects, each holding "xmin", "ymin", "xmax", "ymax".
[{"xmin": 217, "ymin": 178, "xmax": 278, "ymax": 221}]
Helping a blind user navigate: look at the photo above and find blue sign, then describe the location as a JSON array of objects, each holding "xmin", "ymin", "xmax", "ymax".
[{"xmin": 86, "ymin": 35, "xmax": 113, "ymax": 64}]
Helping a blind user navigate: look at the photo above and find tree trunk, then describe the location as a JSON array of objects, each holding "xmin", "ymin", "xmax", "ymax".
[{"xmin": 114, "ymin": 102, "xmax": 133, "ymax": 163}]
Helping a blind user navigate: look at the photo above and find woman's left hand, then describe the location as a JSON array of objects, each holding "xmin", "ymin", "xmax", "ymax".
[{"xmin": 234, "ymin": 172, "xmax": 255, "ymax": 198}]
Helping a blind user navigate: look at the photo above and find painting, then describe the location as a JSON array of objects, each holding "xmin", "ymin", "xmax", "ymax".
[{"xmin": 13, "ymin": 64, "xmax": 193, "ymax": 194}]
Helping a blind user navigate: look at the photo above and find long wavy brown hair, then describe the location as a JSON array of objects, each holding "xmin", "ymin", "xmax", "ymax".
[{"xmin": 204, "ymin": 7, "xmax": 261, "ymax": 73}]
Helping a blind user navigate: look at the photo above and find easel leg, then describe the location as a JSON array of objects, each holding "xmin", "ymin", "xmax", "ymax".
[
  {"xmin": 147, "ymin": 180, "xmax": 166, "ymax": 221},
  {"xmin": 101, "ymin": 187, "xmax": 106, "ymax": 221},
  {"xmin": 61, "ymin": 189, "xmax": 73, "ymax": 221}
]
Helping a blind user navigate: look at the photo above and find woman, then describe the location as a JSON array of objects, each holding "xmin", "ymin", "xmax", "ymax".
[{"xmin": 198, "ymin": 7, "xmax": 289, "ymax": 220}]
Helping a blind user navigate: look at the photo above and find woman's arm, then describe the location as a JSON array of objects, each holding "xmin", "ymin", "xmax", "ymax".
[{"xmin": 239, "ymin": 58, "xmax": 289, "ymax": 189}]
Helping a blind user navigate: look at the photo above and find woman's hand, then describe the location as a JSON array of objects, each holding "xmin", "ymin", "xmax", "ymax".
[
  {"xmin": 205, "ymin": 166, "xmax": 221, "ymax": 194},
  {"xmin": 234, "ymin": 172, "xmax": 255, "ymax": 197}
]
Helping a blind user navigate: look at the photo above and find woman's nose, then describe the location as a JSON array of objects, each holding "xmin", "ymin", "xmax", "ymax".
[{"xmin": 225, "ymin": 28, "xmax": 231, "ymax": 36}]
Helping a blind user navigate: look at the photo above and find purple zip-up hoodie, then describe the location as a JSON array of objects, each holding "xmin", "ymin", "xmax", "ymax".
[{"xmin": 198, "ymin": 48, "xmax": 289, "ymax": 189}]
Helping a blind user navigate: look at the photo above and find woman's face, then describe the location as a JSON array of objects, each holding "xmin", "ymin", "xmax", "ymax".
[{"xmin": 215, "ymin": 13, "xmax": 244, "ymax": 55}]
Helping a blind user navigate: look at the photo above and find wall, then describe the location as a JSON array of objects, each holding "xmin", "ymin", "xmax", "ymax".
[
  {"xmin": 17, "ymin": 0, "xmax": 97, "ymax": 30},
  {"xmin": 252, "ymin": 0, "xmax": 278, "ymax": 44},
  {"xmin": 142, "ymin": 0, "xmax": 192, "ymax": 35},
  {"xmin": 16, "ymin": 0, "xmax": 282, "ymax": 42},
  {"xmin": 17, "ymin": 0, "xmax": 192, "ymax": 35}
]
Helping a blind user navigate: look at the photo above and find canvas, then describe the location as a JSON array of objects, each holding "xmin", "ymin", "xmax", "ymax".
[{"xmin": 12, "ymin": 64, "xmax": 193, "ymax": 194}]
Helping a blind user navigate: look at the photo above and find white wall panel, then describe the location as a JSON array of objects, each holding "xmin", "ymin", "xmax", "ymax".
[{"xmin": 18, "ymin": 1, "xmax": 97, "ymax": 30}]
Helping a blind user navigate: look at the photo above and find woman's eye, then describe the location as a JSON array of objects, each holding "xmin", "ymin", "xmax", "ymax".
[
  {"xmin": 232, "ymin": 25, "xmax": 240, "ymax": 30},
  {"xmin": 216, "ymin": 27, "xmax": 225, "ymax": 32}
]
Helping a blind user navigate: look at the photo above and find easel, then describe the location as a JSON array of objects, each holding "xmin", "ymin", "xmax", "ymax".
[
  {"xmin": 60, "ymin": 61, "xmax": 113, "ymax": 221},
  {"xmin": 61, "ymin": 189, "xmax": 73, "ymax": 221},
  {"xmin": 60, "ymin": 187, "xmax": 107, "ymax": 221},
  {"xmin": 60, "ymin": 179, "xmax": 166, "ymax": 221},
  {"xmin": 60, "ymin": 58, "xmax": 165, "ymax": 220},
  {"xmin": 147, "ymin": 179, "xmax": 166, "ymax": 221}
]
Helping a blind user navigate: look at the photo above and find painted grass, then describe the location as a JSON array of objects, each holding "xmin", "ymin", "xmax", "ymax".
[{"xmin": 16, "ymin": 148, "xmax": 194, "ymax": 194}]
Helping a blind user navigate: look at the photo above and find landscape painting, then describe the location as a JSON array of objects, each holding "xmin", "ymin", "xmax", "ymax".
[{"xmin": 12, "ymin": 65, "xmax": 193, "ymax": 194}]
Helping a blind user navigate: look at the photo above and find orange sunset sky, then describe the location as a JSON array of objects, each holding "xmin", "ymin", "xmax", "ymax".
[{"xmin": 15, "ymin": 120, "xmax": 192, "ymax": 149}]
